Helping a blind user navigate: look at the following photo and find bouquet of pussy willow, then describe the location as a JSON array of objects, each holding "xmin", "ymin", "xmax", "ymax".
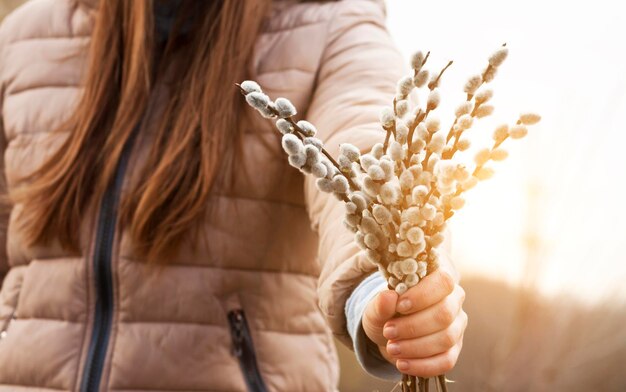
[{"xmin": 239, "ymin": 45, "xmax": 540, "ymax": 392}]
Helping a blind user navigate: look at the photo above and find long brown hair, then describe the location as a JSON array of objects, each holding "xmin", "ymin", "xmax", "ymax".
[{"xmin": 12, "ymin": 0, "xmax": 271, "ymax": 261}]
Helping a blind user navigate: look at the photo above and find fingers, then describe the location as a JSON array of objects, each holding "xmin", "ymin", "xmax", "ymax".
[
  {"xmin": 395, "ymin": 269, "xmax": 456, "ymax": 315},
  {"xmin": 395, "ymin": 337, "xmax": 464, "ymax": 377},
  {"xmin": 385, "ymin": 310, "xmax": 467, "ymax": 359},
  {"xmin": 362, "ymin": 290, "xmax": 398, "ymax": 346},
  {"xmin": 383, "ymin": 284, "xmax": 465, "ymax": 340}
]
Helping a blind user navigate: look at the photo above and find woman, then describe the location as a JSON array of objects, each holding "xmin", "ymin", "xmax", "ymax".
[{"xmin": 0, "ymin": 0, "xmax": 467, "ymax": 391}]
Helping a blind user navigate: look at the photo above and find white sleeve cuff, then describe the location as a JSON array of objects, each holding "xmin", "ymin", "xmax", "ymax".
[{"xmin": 345, "ymin": 272, "xmax": 402, "ymax": 381}]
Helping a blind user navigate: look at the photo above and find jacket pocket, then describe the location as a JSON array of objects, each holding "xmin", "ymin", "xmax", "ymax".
[{"xmin": 227, "ymin": 309, "xmax": 269, "ymax": 392}]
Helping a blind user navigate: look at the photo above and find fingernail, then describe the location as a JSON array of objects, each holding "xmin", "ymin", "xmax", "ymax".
[
  {"xmin": 383, "ymin": 325, "xmax": 398, "ymax": 340},
  {"xmin": 387, "ymin": 342, "xmax": 401, "ymax": 355},
  {"xmin": 397, "ymin": 360, "xmax": 410, "ymax": 371},
  {"xmin": 397, "ymin": 299, "xmax": 411, "ymax": 312}
]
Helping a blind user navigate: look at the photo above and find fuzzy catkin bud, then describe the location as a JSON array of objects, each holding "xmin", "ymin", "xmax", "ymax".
[
  {"xmin": 396, "ymin": 100, "xmax": 409, "ymax": 117},
  {"xmin": 344, "ymin": 212, "xmax": 359, "ymax": 228},
  {"xmin": 372, "ymin": 204, "xmax": 393, "ymax": 225},
  {"xmin": 414, "ymin": 124, "xmax": 429, "ymax": 142},
  {"xmin": 380, "ymin": 108, "xmax": 395, "ymax": 128},
  {"xmin": 490, "ymin": 148, "xmax": 508, "ymax": 161},
  {"xmin": 489, "ymin": 47, "xmax": 509, "ymax": 67},
  {"xmin": 316, "ymin": 178, "xmax": 334, "ymax": 193},
  {"xmin": 380, "ymin": 183, "xmax": 399, "ymax": 205},
  {"xmin": 519, "ymin": 113, "xmax": 542, "ymax": 125},
  {"xmin": 359, "ymin": 154, "xmax": 378, "ymax": 171},
  {"xmin": 427, "ymin": 89, "xmax": 441, "ymax": 110},
  {"xmin": 483, "ymin": 66, "xmax": 497, "ymax": 83},
  {"xmin": 474, "ymin": 148, "xmax": 491, "ymax": 166},
  {"xmin": 364, "ymin": 233, "xmax": 381, "ymax": 250},
  {"xmin": 397, "ymin": 76, "xmax": 414, "ymax": 97},
  {"xmin": 411, "ymin": 51, "xmax": 425, "ymax": 70},
  {"xmin": 360, "ymin": 216, "xmax": 380, "ymax": 235},
  {"xmin": 303, "ymin": 137, "xmax": 323, "ymax": 150},
  {"xmin": 475, "ymin": 167, "xmax": 495, "ymax": 181},
  {"xmin": 351, "ymin": 193, "xmax": 368, "ymax": 212},
  {"xmin": 400, "ymin": 258, "xmax": 418, "ymax": 274},
  {"xmin": 395, "ymin": 123, "xmax": 409, "ymax": 144},
  {"xmin": 457, "ymin": 138, "xmax": 471, "ymax": 151},
  {"xmin": 493, "ymin": 124, "xmax": 509, "ymax": 142},
  {"xmin": 454, "ymin": 165, "xmax": 470, "ymax": 182},
  {"xmin": 412, "ymin": 185, "xmax": 429, "ymax": 204},
  {"xmin": 275, "ymin": 97, "xmax": 297, "ymax": 117},
  {"xmin": 245, "ymin": 91, "xmax": 270, "ymax": 110},
  {"xmin": 288, "ymin": 153, "xmax": 306, "ymax": 168},
  {"xmin": 461, "ymin": 176, "xmax": 479, "ymax": 191},
  {"xmin": 366, "ymin": 249, "xmax": 381, "ymax": 264},
  {"xmin": 297, "ymin": 120, "xmax": 317, "ymax": 137},
  {"xmin": 428, "ymin": 133, "xmax": 446, "ymax": 154},
  {"xmin": 426, "ymin": 117, "xmax": 440, "ymax": 133},
  {"xmin": 281, "ymin": 134, "xmax": 303, "ymax": 155},
  {"xmin": 413, "ymin": 69, "xmax": 429, "ymax": 88},
  {"xmin": 450, "ymin": 196, "xmax": 465, "ymax": 210},
  {"xmin": 475, "ymin": 89, "xmax": 493, "ymax": 105},
  {"xmin": 464, "ymin": 75, "xmax": 483, "ymax": 95},
  {"xmin": 433, "ymin": 212, "xmax": 445, "ymax": 227},
  {"xmin": 395, "ymin": 283, "xmax": 408, "ymax": 295},
  {"xmin": 363, "ymin": 176, "xmax": 380, "ymax": 197},
  {"xmin": 355, "ymin": 232, "xmax": 367, "ymax": 250},
  {"xmin": 455, "ymin": 101, "xmax": 473, "ymax": 118},
  {"xmin": 396, "ymin": 241, "xmax": 414, "ymax": 258},
  {"xmin": 399, "ymin": 170, "xmax": 414, "ymax": 190},
  {"xmin": 417, "ymin": 261, "xmax": 428, "ymax": 278},
  {"xmin": 276, "ymin": 118, "xmax": 294, "ymax": 135},
  {"xmin": 332, "ymin": 175, "xmax": 349, "ymax": 193},
  {"xmin": 240, "ymin": 80, "xmax": 262, "ymax": 94},
  {"xmin": 401, "ymin": 206, "xmax": 421, "ymax": 225},
  {"xmin": 311, "ymin": 162, "xmax": 328, "ymax": 178},
  {"xmin": 404, "ymin": 273, "xmax": 419, "ymax": 287},
  {"xmin": 420, "ymin": 204, "xmax": 437, "ymax": 220},
  {"xmin": 509, "ymin": 124, "xmax": 528, "ymax": 139},
  {"xmin": 371, "ymin": 143, "xmax": 385, "ymax": 159},
  {"xmin": 458, "ymin": 114, "xmax": 473, "ymax": 130},
  {"xmin": 323, "ymin": 160, "xmax": 338, "ymax": 179},
  {"xmin": 367, "ymin": 164, "xmax": 385, "ymax": 181},
  {"xmin": 475, "ymin": 104, "xmax": 494, "ymax": 118},
  {"xmin": 429, "ymin": 233, "xmax": 445, "ymax": 247},
  {"xmin": 305, "ymin": 145, "xmax": 321, "ymax": 165},
  {"xmin": 406, "ymin": 227, "xmax": 425, "ymax": 245},
  {"xmin": 389, "ymin": 141, "xmax": 404, "ymax": 161},
  {"xmin": 340, "ymin": 143, "xmax": 361, "ymax": 162}
]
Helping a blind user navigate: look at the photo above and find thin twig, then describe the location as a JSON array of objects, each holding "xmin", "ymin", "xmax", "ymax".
[
  {"xmin": 428, "ymin": 60, "xmax": 453, "ymax": 90},
  {"xmin": 438, "ymin": 375, "xmax": 448, "ymax": 392}
]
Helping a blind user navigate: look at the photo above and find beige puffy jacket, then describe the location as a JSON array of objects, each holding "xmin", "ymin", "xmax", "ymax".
[{"xmin": 0, "ymin": 0, "xmax": 404, "ymax": 390}]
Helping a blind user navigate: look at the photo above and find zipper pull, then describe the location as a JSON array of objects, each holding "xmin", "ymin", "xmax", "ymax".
[{"xmin": 229, "ymin": 310, "xmax": 245, "ymax": 357}]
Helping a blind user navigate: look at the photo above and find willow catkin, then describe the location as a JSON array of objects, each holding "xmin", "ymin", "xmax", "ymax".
[{"xmin": 239, "ymin": 45, "xmax": 540, "ymax": 312}]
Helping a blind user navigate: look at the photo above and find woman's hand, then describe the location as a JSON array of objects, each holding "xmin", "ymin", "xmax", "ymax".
[{"xmin": 362, "ymin": 269, "xmax": 467, "ymax": 377}]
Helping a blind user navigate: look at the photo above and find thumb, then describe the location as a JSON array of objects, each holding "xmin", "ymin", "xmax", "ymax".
[{"xmin": 362, "ymin": 290, "xmax": 398, "ymax": 347}]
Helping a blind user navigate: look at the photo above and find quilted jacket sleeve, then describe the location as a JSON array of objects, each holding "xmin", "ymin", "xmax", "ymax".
[
  {"xmin": 0, "ymin": 21, "xmax": 9, "ymax": 288},
  {"xmin": 304, "ymin": 0, "xmax": 405, "ymax": 347}
]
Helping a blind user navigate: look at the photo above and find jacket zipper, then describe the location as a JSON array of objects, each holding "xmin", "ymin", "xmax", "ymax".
[
  {"xmin": 227, "ymin": 310, "xmax": 269, "ymax": 392},
  {"xmin": 79, "ymin": 129, "xmax": 139, "ymax": 392}
]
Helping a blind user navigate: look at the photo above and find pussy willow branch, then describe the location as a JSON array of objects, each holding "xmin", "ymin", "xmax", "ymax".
[
  {"xmin": 445, "ymin": 43, "xmax": 507, "ymax": 151},
  {"xmin": 236, "ymin": 84, "xmax": 359, "ymax": 194}
]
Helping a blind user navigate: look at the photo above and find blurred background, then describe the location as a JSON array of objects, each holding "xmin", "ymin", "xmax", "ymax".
[
  {"xmin": 2, "ymin": 0, "xmax": 625, "ymax": 391},
  {"xmin": 337, "ymin": 0, "xmax": 626, "ymax": 391}
]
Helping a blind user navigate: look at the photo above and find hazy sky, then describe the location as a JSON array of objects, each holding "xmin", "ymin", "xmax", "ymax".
[{"xmin": 386, "ymin": 0, "xmax": 626, "ymax": 303}]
